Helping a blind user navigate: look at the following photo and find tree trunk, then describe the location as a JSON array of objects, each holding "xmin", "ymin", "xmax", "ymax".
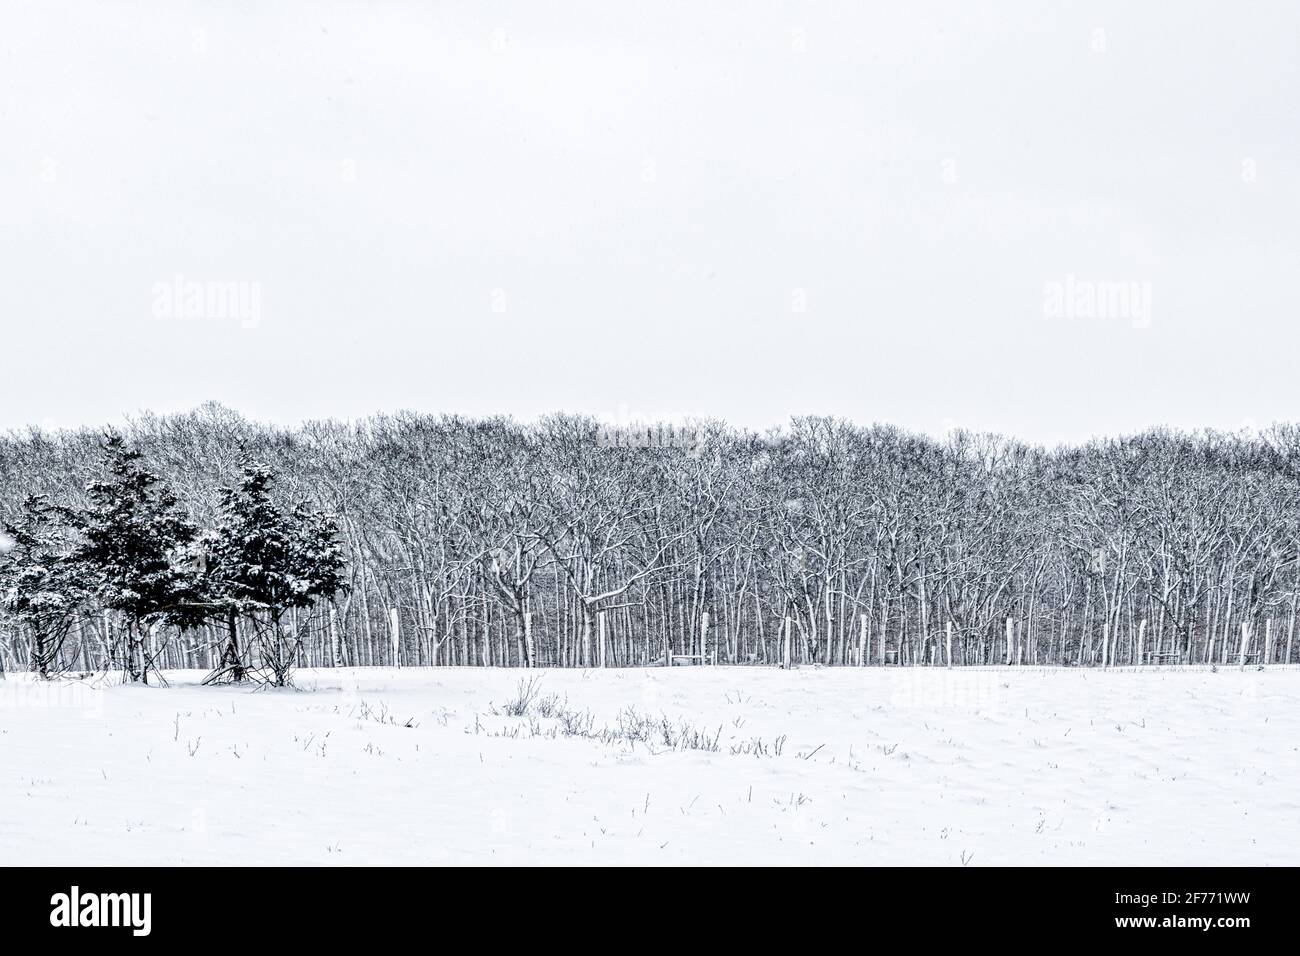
[
  {"xmin": 215, "ymin": 610, "xmax": 246, "ymax": 682},
  {"xmin": 390, "ymin": 606, "xmax": 401, "ymax": 668}
]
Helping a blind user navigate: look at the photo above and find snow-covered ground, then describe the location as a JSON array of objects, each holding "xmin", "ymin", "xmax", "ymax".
[{"xmin": 2, "ymin": 665, "xmax": 1297, "ymax": 865}]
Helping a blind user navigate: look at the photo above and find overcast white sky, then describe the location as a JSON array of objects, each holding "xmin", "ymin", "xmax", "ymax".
[{"xmin": 2, "ymin": 1, "xmax": 1297, "ymax": 444}]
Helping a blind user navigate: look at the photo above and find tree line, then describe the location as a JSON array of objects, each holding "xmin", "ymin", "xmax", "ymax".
[
  {"xmin": 0, "ymin": 431, "xmax": 343, "ymax": 683},
  {"xmin": 3, "ymin": 402, "xmax": 1300, "ymax": 678}
]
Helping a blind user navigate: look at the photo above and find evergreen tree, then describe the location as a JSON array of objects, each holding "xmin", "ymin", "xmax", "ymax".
[
  {"xmin": 66, "ymin": 434, "xmax": 203, "ymax": 683},
  {"xmin": 0, "ymin": 496, "xmax": 85, "ymax": 677},
  {"xmin": 205, "ymin": 464, "xmax": 346, "ymax": 686}
]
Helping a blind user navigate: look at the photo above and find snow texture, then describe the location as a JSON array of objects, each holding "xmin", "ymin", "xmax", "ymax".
[{"xmin": 2, "ymin": 666, "xmax": 1296, "ymax": 865}]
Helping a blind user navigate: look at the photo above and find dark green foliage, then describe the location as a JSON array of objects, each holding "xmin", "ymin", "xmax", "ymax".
[
  {"xmin": 10, "ymin": 435, "xmax": 348, "ymax": 684},
  {"xmin": 0, "ymin": 496, "xmax": 85, "ymax": 677},
  {"xmin": 204, "ymin": 465, "xmax": 346, "ymax": 685},
  {"xmin": 62, "ymin": 434, "xmax": 203, "ymax": 682}
]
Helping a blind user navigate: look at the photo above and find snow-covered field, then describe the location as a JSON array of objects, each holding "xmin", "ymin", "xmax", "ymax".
[{"xmin": 2, "ymin": 665, "xmax": 1298, "ymax": 866}]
